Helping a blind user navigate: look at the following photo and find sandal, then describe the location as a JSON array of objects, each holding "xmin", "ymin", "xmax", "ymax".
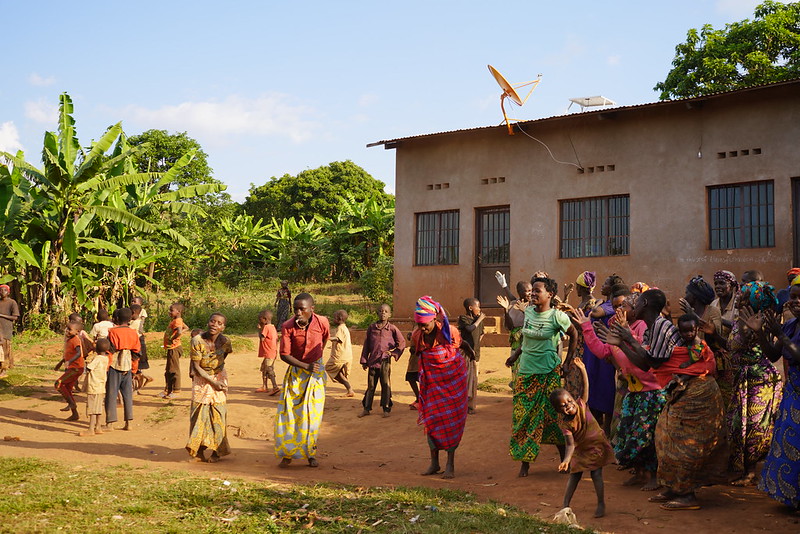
[
  {"xmin": 269, "ymin": 388, "xmax": 281, "ymax": 396},
  {"xmin": 661, "ymin": 500, "xmax": 701, "ymax": 511},
  {"xmin": 648, "ymin": 492, "xmax": 675, "ymax": 503}
]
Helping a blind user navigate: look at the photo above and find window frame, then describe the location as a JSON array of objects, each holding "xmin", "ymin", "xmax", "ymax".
[
  {"xmin": 708, "ymin": 180, "xmax": 775, "ymax": 250},
  {"xmin": 558, "ymin": 194, "xmax": 630, "ymax": 259},
  {"xmin": 414, "ymin": 210, "xmax": 460, "ymax": 266}
]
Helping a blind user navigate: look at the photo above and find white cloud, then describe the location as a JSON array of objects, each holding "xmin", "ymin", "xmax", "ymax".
[
  {"xmin": 607, "ymin": 55, "xmax": 621, "ymax": 66},
  {"xmin": 121, "ymin": 94, "xmax": 318, "ymax": 143},
  {"xmin": 0, "ymin": 121, "xmax": 24, "ymax": 153},
  {"xmin": 28, "ymin": 73, "xmax": 55, "ymax": 86},
  {"xmin": 715, "ymin": 0, "xmax": 762, "ymax": 18},
  {"xmin": 24, "ymin": 98, "xmax": 58, "ymax": 124}
]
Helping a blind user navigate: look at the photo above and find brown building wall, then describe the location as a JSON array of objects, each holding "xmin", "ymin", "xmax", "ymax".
[{"xmin": 391, "ymin": 83, "xmax": 800, "ymax": 319}]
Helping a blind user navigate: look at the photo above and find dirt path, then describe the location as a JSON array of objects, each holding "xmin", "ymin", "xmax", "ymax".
[{"xmin": 1, "ymin": 338, "xmax": 797, "ymax": 533}]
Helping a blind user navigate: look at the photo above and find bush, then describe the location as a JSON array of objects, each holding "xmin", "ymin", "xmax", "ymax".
[{"xmin": 357, "ymin": 256, "xmax": 393, "ymax": 304}]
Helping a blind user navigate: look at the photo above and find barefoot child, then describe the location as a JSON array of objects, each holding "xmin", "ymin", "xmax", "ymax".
[
  {"xmin": 358, "ymin": 304, "xmax": 405, "ymax": 418},
  {"xmin": 325, "ymin": 310, "xmax": 354, "ymax": 397},
  {"xmin": 105, "ymin": 308, "xmax": 141, "ymax": 431},
  {"xmin": 256, "ymin": 309, "xmax": 280, "ymax": 395},
  {"xmin": 405, "ymin": 330, "xmax": 420, "ymax": 410},
  {"xmin": 54, "ymin": 320, "xmax": 86, "ymax": 421},
  {"xmin": 457, "ymin": 298, "xmax": 485, "ymax": 414},
  {"xmin": 81, "ymin": 338, "xmax": 111, "ymax": 436},
  {"xmin": 550, "ymin": 358, "xmax": 614, "ymax": 519},
  {"xmin": 130, "ymin": 303, "xmax": 153, "ymax": 393},
  {"xmin": 161, "ymin": 302, "xmax": 186, "ymax": 399}
]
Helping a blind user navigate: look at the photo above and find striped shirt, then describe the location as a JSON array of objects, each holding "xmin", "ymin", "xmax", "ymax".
[{"xmin": 642, "ymin": 316, "xmax": 681, "ymax": 361}]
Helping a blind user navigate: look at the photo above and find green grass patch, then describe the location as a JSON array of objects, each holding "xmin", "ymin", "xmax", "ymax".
[
  {"xmin": 141, "ymin": 283, "xmax": 381, "ymax": 335},
  {"xmin": 0, "ymin": 457, "xmax": 589, "ymax": 533},
  {"xmin": 0, "ymin": 370, "xmax": 48, "ymax": 401},
  {"xmin": 145, "ymin": 401, "xmax": 179, "ymax": 424},
  {"xmin": 477, "ymin": 376, "xmax": 512, "ymax": 394}
]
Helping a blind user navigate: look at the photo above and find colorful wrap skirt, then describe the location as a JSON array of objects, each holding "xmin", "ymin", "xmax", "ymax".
[
  {"xmin": 655, "ymin": 376, "xmax": 728, "ymax": 494},
  {"xmin": 613, "ymin": 388, "xmax": 666, "ymax": 472},
  {"xmin": 758, "ymin": 363, "xmax": 800, "ymax": 508},
  {"xmin": 510, "ymin": 369, "xmax": 565, "ymax": 462},
  {"xmin": 726, "ymin": 357, "xmax": 783, "ymax": 475},
  {"xmin": 186, "ymin": 369, "xmax": 230, "ymax": 458},
  {"xmin": 418, "ymin": 343, "xmax": 468, "ymax": 451},
  {"xmin": 274, "ymin": 364, "xmax": 326, "ymax": 460}
]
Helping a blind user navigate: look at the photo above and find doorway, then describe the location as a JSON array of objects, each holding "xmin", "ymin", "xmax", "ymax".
[{"xmin": 476, "ymin": 206, "xmax": 510, "ymax": 306}]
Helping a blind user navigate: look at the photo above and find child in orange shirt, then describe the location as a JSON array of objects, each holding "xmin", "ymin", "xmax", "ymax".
[
  {"xmin": 256, "ymin": 309, "xmax": 280, "ymax": 395},
  {"xmin": 54, "ymin": 320, "xmax": 86, "ymax": 421},
  {"xmin": 80, "ymin": 337, "xmax": 111, "ymax": 436},
  {"xmin": 161, "ymin": 302, "xmax": 186, "ymax": 399}
]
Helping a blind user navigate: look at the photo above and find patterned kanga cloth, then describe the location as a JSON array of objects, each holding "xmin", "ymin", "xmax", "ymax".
[{"xmin": 274, "ymin": 365, "xmax": 326, "ymax": 460}]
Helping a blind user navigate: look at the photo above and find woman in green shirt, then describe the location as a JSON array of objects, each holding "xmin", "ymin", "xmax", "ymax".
[{"xmin": 507, "ymin": 276, "xmax": 577, "ymax": 477}]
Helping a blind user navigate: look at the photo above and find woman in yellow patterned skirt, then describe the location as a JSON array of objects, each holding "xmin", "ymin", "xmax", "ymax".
[{"xmin": 186, "ymin": 313, "xmax": 232, "ymax": 463}]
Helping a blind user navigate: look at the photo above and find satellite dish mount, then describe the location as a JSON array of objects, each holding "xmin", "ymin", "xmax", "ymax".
[{"xmin": 488, "ymin": 65, "xmax": 541, "ymax": 135}]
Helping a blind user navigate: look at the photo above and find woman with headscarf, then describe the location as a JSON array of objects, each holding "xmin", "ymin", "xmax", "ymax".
[
  {"xmin": 711, "ymin": 270, "xmax": 739, "ymax": 410},
  {"xmin": 679, "ymin": 275, "xmax": 723, "ymax": 343},
  {"xmin": 412, "ymin": 296, "xmax": 469, "ymax": 479},
  {"xmin": 506, "ymin": 276, "xmax": 577, "ymax": 477},
  {"xmin": 726, "ymin": 281, "xmax": 784, "ymax": 485}
]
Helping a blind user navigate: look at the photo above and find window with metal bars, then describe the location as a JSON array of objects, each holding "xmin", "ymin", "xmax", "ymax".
[
  {"xmin": 415, "ymin": 210, "xmax": 460, "ymax": 266},
  {"xmin": 708, "ymin": 181, "xmax": 774, "ymax": 249},
  {"xmin": 479, "ymin": 208, "xmax": 510, "ymax": 264},
  {"xmin": 559, "ymin": 195, "xmax": 630, "ymax": 259}
]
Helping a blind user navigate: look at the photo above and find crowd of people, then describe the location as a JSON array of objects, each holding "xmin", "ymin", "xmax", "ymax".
[{"xmin": 3, "ymin": 268, "xmax": 797, "ymax": 522}]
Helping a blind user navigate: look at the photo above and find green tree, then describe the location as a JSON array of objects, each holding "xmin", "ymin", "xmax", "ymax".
[
  {"xmin": 655, "ymin": 1, "xmax": 800, "ymax": 100},
  {"xmin": 243, "ymin": 160, "xmax": 391, "ymax": 221},
  {"xmin": 127, "ymin": 129, "xmax": 232, "ymax": 209},
  {"xmin": 0, "ymin": 93, "xmax": 226, "ymax": 317}
]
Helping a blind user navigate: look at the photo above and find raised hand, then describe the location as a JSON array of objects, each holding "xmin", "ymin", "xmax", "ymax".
[
  {"xmin": 594, "ymin": 322, "xmax": 621, "ymax": 346},
  {"xmin": 513, "ymin": 300, "xmax": 528, "ymax": 312},
  {"xmin": 678, "ymin": 298, "xmax": 694, "ymax": 315},
  {"xmin": 571, "ymin": 307, "xmax": 591, "ymax": 326},
  {"xmin": 612, "ymin": 322, "xmax": 634, "ymax": 341},
  {"xmin": 495, "ymin": 271, "xmax": 508, "ymax": 288},
  {"xmin": 614, "ymin": 307, "xmax": 628, "ymax": 328},
  {"xmin": 563, "ymin": 282, "xmax": 574, "ymax": 301},
  {"xmin": 763, "ymin": 309, "xmax": 783, "ymax": 337},
  {"xmin": 497, "ymin": 295, "xmax": 510, "ymax": 310},
  {"xmin": 741, "ymin": 308, "xmax": 765, "ymax": 332}
]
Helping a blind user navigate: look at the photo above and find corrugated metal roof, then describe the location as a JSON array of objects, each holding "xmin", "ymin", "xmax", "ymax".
[{"xmin": 367, "ymin": 78, "xmax": 800, "ymax": 148}]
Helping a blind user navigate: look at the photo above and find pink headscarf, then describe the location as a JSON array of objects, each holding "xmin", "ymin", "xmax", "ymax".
[{"xmin": 414, "ymin": 295, "xmax": 452, "ymax": 343}]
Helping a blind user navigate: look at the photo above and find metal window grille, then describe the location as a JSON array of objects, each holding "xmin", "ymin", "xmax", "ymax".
[
  {"xmin": 479, "ymin": 208, "xmax": 510, "ymax": 264},
  {"xmin": 709, "ymin": 181, "xmax": 774, "ymax": 249},
  {"xmin": 560, "ymin": 195, "xmax": 630, "ymax": 259},
  {"xmin": 415, "ymin": 210, "xmax": 460, "ymax": 265}
]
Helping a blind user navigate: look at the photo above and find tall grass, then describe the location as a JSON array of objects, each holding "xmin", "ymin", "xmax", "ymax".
[{"xmin": 141, "ymin": 282, "xmax": 382, "ymax": 335}]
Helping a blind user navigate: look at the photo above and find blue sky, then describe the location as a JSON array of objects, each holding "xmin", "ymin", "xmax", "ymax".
[{"xmin": 0, "ymin": 0, "xmax": 769, "ymax": 200}]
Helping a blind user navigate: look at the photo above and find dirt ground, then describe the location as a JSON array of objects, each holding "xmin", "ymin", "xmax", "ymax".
[{"xmin": 1, "ymin": 336, "xmax": 798, "ymax": 533}]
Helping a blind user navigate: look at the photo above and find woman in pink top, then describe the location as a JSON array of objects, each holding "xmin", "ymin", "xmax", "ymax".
[{"xmin": 573, "ymin": 292, "xmax": 666, "ymax": 491}]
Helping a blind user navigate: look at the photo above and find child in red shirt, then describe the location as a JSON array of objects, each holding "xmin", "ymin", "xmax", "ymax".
[
  {"xmin": 161, "ymin": 302, "xmax": 186, "ymax": 399},
  {"xmin": 256, "ymin": 309, "xmax": 280, "ymax": 395},
  {"xmin": 54, "ymin": 320, "xmax": 85, "ymax": 421}
]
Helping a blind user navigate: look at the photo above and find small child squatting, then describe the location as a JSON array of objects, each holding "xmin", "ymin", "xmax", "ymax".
[{"xmin": 549, "ymin": 358, "xmax": 614, "ymax": 519}]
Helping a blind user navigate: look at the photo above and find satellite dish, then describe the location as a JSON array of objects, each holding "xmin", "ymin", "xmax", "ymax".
[{"xmin": 487, "ymin": 65, "xmax": 541, "ymax": 135}]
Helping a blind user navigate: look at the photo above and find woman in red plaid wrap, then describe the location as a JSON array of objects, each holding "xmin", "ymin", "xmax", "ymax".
[{"xmin": 412, "ymin": 295, "xmax": 469, "ymax": 479}]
